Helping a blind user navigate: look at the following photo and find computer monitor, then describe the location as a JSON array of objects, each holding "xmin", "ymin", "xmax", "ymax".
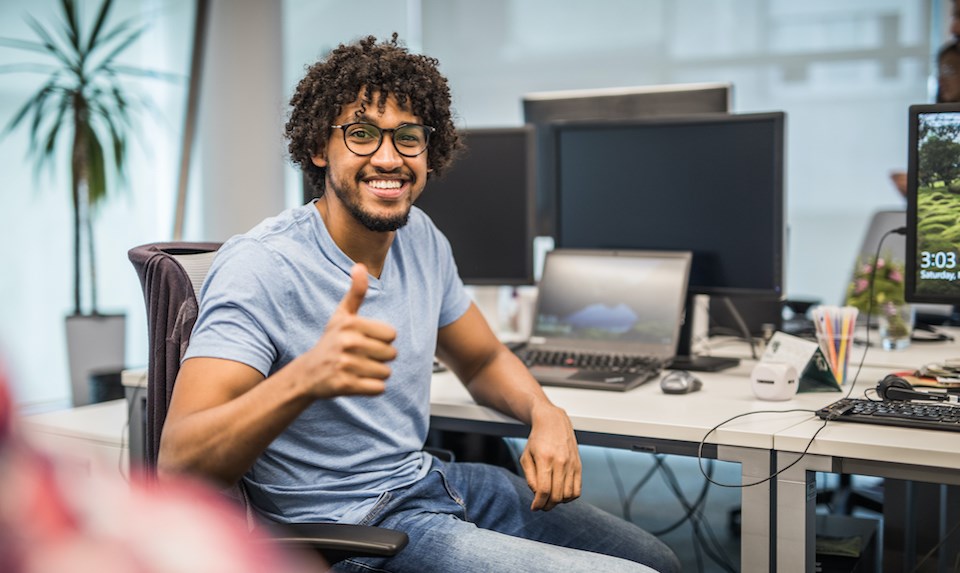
[
  {"xmin": 414, "ymin": 126, "xmax": 536, "ymax": 286},
  {"xmin": 300, "ymin": 127, "xmax": 536, "ymax": 286},
  {"xmin": 553, "ymin": 112, "xmax": 786, "ymax": 368},
  {"xmin": 906, "ymin": 103, "xmax": 960, "ymax": 305},
  {"xmin": 522, "ymin": 82, "xmax": 732, "ymax": 237}
]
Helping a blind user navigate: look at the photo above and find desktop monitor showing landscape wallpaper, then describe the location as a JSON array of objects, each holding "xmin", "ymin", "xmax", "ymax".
[{"xmin": 907, "ymin": 103, "xmax": 960, "ymax": 304}]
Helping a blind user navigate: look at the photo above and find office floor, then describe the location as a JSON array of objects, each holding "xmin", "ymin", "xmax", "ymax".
[{"xmin": 578, "ymin": 446, "xmax": 742, "ymax": 573}]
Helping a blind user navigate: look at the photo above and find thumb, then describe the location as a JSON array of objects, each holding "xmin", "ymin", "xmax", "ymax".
[{"xmin": 338, "ymin": 263, "xmax": 369, "ymax": 315}]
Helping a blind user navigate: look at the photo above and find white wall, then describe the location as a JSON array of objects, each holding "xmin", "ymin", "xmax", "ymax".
[
  {"xmin": 0, "ymin": 0, "xmax": 950, "ymax": 404},
  {"xmin": 197, "ymin": 0, "xmax": 285, "ymax": 242}
]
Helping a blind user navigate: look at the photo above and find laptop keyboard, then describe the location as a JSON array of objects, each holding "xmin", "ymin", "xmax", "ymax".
[{"xmin": 517, "ymin": 349, "xmax": 663, "ymax": 377}]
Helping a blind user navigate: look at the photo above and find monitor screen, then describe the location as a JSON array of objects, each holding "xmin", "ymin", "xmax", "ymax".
[
  {"xmin": 414, "ymin": 126, "xmax": 536, "ymax": 286},
  {"xmin": 906, "ymin": 103, "xmax": 960, "ymax": 304},
  {"xmin": 522, "ymin": 83, "xmax": 732, "ymax": 237},
  {"xmin": 553, "ymin": 112, "xmax": 786, "ymax": 298}
]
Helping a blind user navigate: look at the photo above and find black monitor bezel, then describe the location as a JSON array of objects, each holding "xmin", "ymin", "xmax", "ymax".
[
  {"xmin": 905, "ymin": 102, "xmax": 960, "ymax": 304},
  {"xmin": 552, "ymin": 111, "xmax": 786, "ymax": 298},
  {"xmin": 418, "ymin": 125, "xmax": 537, "ymax": 286},
  {"xmin": 522, "ymin": 83, "xmax": 733, "ymax": 238}
]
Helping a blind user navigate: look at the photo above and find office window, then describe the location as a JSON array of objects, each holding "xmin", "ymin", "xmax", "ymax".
[{"xmin": 416, "ymin": 0, "xmax": 936, "ymax": 306}]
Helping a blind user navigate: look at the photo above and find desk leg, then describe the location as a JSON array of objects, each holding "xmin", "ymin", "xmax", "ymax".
[
  {"xmin": 776, "ymin": 452, "xmax": 833, "ymax": 573},
  {"xmin": 718, "ymin": 445, "xmax": 774, "ymax": 573}
]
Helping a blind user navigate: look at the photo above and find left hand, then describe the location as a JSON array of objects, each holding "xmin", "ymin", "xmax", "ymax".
[{"xmin": 518, "ymin": 404, "xmax": 582, "ymax": 511}]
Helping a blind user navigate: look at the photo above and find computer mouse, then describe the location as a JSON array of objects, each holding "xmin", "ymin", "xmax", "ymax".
[{"xmin": 660, "ymin": 370, "xmax": 703, "ymax": 394}]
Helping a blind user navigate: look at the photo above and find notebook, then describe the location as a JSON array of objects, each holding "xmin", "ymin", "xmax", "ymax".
[{"xmin": 512, "ymin": 249, "xmax": 692, "ymax": 391}]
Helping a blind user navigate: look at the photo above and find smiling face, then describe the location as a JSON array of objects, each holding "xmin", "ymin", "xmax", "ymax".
[{"xmin": 311, "ymin": 92, "xmax": 430, "ymax": 233}]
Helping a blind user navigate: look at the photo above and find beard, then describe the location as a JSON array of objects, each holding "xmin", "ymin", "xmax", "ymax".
[{"xmin": 328, "ymin": 170, "xmax": 416, "ymax": 232}]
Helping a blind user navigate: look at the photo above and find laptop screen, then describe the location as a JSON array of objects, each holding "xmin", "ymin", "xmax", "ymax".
[{"xmin": 531, "ymin": 249, "xmax": 691, "ymax": 353}]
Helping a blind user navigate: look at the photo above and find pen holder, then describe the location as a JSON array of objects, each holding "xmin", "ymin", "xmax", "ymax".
[{"xmin": 811, "ymin": 305, "xmax": 859, "ymax": 386}]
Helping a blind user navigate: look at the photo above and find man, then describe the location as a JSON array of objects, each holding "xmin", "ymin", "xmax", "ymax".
[{"xmin": 160, "ymin": 34, "xmax": 680, "ymax": 573}]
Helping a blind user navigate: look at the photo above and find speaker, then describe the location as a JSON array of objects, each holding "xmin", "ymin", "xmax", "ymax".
[
  {"xmin": 876, "ymin": 374, "xmax": 949, "ymax": 402},
  {"xmin": 751, "ymin": 362, "xmax": 799, "ymax": 401}
]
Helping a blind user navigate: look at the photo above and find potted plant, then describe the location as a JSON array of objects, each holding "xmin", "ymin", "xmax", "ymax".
[
  {"xmin": 845, "ymin": 253, "xmax": 915, "ymax": 350},
  {"xmin": 1, "ymin": 0, "xmax": 172, "ymax": 405}
]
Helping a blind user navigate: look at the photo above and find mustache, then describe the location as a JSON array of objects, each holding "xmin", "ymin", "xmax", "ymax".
[{"xmin": 356, "ymin": 167, "xmax": 416, "ymax": 184}]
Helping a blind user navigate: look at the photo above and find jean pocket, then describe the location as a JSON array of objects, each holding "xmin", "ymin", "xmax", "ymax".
[
  {"xmin": 356, "ymin": 490, "xmax": 394, "ymax": 527},
  {"xmin": 433, "ymin": 467, "xmax": 466, "ymax": 517}
]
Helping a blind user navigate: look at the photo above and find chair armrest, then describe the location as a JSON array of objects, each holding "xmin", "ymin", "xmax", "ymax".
[{"xmin": 264, "ymin": 521, "xmax": 409, "ymax": 559}]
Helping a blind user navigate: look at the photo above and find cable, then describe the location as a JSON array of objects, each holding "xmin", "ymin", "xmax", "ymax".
[
  {"xmin": 720, "ymin": 296, "xmax": 759, "ymax": 360},
  {"xmin": 657, "ymin": 456, "xmax": 737, "ymax": 572},
  {"xmin": 609, "ymin": 451, "xmax": 732, "ymax": 571},
  {"xmin": 697, "ymin": 409, "xmax": 827, "ymax": 488},
  {"xmin": 908, "ymin": 517, "xmax": 960, "ymax": 573},
  {"xmin": 605, "ymin": 449, "xmax": 661, "ymax": 523},
  {"xmin": 650, "ymin": 458, "xmax": 713, "ymax": 537},
  {"xmin": 694, "ymin": 226, "xmax": 907, "ymax": 489},
  {"xmin": 839, "ymin": 226, "xmax": 905, "ymax": 402}
]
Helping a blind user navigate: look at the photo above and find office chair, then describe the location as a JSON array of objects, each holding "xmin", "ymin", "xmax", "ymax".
[
  {"xmin": 128, "ymin": 242, "xmax": 408, "ymax": 565},
  {"xmin": 845, "ymin": 209, "xmax": 954, "ymax": 324}
]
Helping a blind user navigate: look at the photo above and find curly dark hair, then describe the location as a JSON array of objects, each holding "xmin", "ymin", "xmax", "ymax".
[{"xmin": 286, "ymin": 34, "xmax": 462, "ymax": 196}]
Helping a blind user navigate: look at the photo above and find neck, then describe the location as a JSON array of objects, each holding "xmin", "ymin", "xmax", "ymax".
[{"xmin": 315, "ymin": 195, "xmax": 393, "ymax": 278}]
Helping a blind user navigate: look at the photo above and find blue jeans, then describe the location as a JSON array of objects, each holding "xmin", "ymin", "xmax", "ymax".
[{"xmin": 333, "ymin": 460, "xmax": 680, "ymax": 573}]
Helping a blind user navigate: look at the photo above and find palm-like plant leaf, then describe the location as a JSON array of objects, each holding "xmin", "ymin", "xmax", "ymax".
[{"xmin": 0, "ymin": 0, "xmax": 173, "ymax": 315}]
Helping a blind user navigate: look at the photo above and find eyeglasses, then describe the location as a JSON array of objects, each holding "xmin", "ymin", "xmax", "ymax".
[{"xmin": 331, "ymin": 122, "xmax": 435, "ymax": 157}]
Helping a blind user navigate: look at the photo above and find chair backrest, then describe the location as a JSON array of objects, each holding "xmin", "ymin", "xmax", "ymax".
[
  {"xmin": 128, "ymin": 242, "xmax": 221, "ymax": 472},
  {"xmin": 127, "ymin": 244, "xmax": 411, "ymax": 560}
]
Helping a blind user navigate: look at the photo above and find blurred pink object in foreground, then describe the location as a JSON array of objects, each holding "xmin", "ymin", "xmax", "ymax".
[{"xmin": 0, "ymin": 360, "xmax": 321, "ymax": 573}]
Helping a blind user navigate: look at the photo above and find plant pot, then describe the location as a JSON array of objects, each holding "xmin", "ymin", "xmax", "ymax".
[{"xmin": 65, "ymin": 313, "xmax": 126, "ymax": 407}]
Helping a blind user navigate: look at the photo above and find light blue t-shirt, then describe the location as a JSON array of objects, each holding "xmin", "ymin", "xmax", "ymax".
[{"xmin": 184, "ymin": 202, "xmax": 472, "ymax": 524}]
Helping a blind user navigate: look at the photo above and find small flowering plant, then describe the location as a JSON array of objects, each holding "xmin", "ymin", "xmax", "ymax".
[
  {"xmin": 846, "ymin": 254, "xmax": 906, "ymax": 312},
  {"xmin": 846, "ymin": 254, "xmax": 911, "ymax": 338}
]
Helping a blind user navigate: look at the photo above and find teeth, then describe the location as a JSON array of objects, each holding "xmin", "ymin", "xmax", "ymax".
[{"xmin": 368, "ymin": 180, "xmax": 402, "ymax": 189}]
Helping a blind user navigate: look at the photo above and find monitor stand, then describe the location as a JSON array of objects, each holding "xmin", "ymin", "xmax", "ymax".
[
  {"xmin": 669, "ymin": 354, "xmax": 740, "ymax": 372},
  {"xmin": 671, "ymin": 294, "xmax": 740, "ymax": 372}
]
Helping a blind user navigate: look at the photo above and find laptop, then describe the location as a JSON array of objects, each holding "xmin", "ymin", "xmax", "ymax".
[{"xmin": 512, "ymin": 249, "xmax": 692, "ymax": 391}]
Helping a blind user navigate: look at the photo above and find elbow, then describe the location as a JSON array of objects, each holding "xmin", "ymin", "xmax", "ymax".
[{"xmin": 156, "ymin": 432, "xmax": 238, "ymax": 489}]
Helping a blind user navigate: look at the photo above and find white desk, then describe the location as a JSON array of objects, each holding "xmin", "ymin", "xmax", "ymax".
[
  {"xmin": 114, "ymin": 332, "xmax": 960, "ymax": 571},
  {"xmin": 19, "ymin": 399, "xmax": 130, "ymax": 478},
  {"xmin": 709, "ymin": 326, "xmax": 960, "ymax": 372},
  {"xmin": 748, "ymin": 329, "xmax": 960, "ymax": 573},
  {"xmin": 772, "ymin": 371, "xmax": 960, "ymax": 572},
  {"xmin": 432, "ymin": 364, "xmax": 812, "ymax": 573}
]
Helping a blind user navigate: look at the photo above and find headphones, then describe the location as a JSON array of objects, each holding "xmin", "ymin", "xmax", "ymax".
[{"xmin": 876, "ymin": 374, "xmax": 952, "ymax": 402}]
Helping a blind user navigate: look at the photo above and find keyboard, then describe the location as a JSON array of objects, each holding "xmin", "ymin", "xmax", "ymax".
[
  {"xmin": 514, "ymin": 349, "xmax": 663, "ymax": 391},
  {"xmin": 817, "ymin": 398, "xmax": 960, "ymax": 432}
]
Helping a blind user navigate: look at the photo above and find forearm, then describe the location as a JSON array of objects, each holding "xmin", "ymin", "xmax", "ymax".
[
  {"xmin": 462, "ymin": 346, "xmax": 562, "ymax": 426},
  {"xmin": 158, "ymin": 367, "xmax": 312, "ymax": 487}
]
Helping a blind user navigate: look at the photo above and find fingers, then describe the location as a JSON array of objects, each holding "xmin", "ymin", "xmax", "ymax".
[
  {"xmin": 301, "ymin": 264, "xmax": 399, "ymax": 399},
  {"xmin": 336, "ymin": 264, "xmax": 396, "ymax": 343},
  {"xmin": 520, "ymin": 448, "xmax": 582, "ymax": 512},
  {"xmin": 338, "ymin": 263, "xmax": 369, "ymax": 315}
]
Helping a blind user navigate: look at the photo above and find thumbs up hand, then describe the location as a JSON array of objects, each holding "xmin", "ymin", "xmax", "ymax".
[{"xmin": 294, "ymin": 264, "xmax": 397, "ymax": 399}]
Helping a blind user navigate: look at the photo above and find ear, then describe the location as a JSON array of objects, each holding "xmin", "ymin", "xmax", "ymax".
[
  {"xmin": 311, "ymin": 151, "xmax": 328, "ymax": 168},
  {"xmin": 311, "ymin": 139, "xmax": 328, "ymax": 167}
]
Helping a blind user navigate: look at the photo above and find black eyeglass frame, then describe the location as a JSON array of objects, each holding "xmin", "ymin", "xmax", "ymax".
[{"xmin": 330, "ymin": 122, "xmax": 435, "ymax": 157}]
